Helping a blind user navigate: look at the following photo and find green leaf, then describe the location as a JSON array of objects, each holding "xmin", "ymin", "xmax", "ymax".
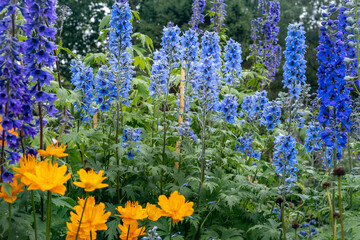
[
  {"xmin": 52, "ymin": 196, "xmax": 76, "ymax": 209},
  {"xmin": 56, "ymin": 88, "xmax": 69, "ymax": 106},
  {"xmin": 83, "ymin": 53, "xmax": 107, "ymax": 66},
  {"xmin": 58, "ymin": 45, "xmax": 78, "ymax": 59},
  {"xmin": 99, "ymin": 14, "xmax": 111, "ymax": 31},
  {"xmin": 105, "ymin": 219, "xmax": 119, "ymax": 240}
]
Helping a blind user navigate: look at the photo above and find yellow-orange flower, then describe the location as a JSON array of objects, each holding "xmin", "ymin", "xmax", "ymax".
[
  {"xmin": 24, "ymin": 160, "xmax": 71, "ymax": 195},
  {"xmin": 0, "ymin": 177, "xmax": 24, "ymax": 203},
  {"xmin": 118, "ymin": 222, "xmax": 145, "ymax": 240},
  {"xmin": 12, "ymin": 155, "xmax": 38, "ymax": 185},
  {"xmin": 66, "ymin": 196, "xmax": 111, "ymax": 240},
  {"xmin": 38, "ymin": 142, "xmax": 68, "ymax": 158},
  {"xmin": 115, "ymin": 201, "xmax": 147, "ymax": 224},
  {"xmin": 145, "ymin": 203, "xmax": 162, "ymax": 221},
  {"xmin": 73, "ymin": 169, "xmax": 108, "ymax": 192},
  {"xmin": 158, "ymin": 191, "xmax": 194, "ymax": 224}
]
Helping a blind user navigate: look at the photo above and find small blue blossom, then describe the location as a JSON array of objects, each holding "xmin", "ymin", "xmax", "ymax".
[
  {"xmin": 219, "ymin": 94, "xmax": 238, "ymax": 125},
  {"xmin": 223, "ymin": 38, "xmax": 242, "ymax": 86}
]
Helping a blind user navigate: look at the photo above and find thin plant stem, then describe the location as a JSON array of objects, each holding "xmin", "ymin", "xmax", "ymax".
[
  {"xmin": 46, "ymin": 191, "xmax": 52, "ymax": 240},
  {"xmin": 8, "ymin": 203, "xmax": 11, "ymax": 240},
  {"xmin": 126, "ymin": 224, "xmax": 130, "ymax": 240},
  {"xmin": 160, "ymin": 69, "xmax": 172, "ymax": 194},
  {"xmin": 347, "ymin": 140, "xmax": 353, "ymax": 208},
  {"xmin": 294, "ymin": 229, "xmax": 297, "ymax": 240},
  {"xmin": 31, "ymin": 191, "xmax": 38, "ymax": 240},
  {"xmin": 196, "ymin": 105, "xmax": 207, "ymax": 209},
  {"xmin": 326, "ymin": 188, "xmax": 334, "ymax": 237},
  {"xmin": 90, "ymin": 230, "xmax": 93, "ymax": 240},
  {"xmin": 333, "ymin": 219, "xmax": 337, "ymax": 240},
  {"xmin": 338, "ymin": 177, "xmax": 344, "ymax": 240},
  {"xmin": 280, "ymin": 205, "xmax": 287, "ymax": 240},
  {"xmin": 75, "ymin": 195, "xmax": 89, "ymax": 240},
  {"xmin": 169, "ymin": 222, "xmax": 173, "ymax": 240}
]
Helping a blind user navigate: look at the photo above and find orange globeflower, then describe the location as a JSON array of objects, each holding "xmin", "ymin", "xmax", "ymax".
[
  {"xmin": 0, "ymin": 177, "xmax": 24, "ymax": 203},
  {"xmin": 145, "ymin": 203, "xmax": 162, "ymax": 221},
  {"xmin": 38, "ymin": 142, "xmax": 68, "ymax": 158},
  {"xmin": 73, "ymin": 169, "xmax": 108, "ymax": 192},
  {"xmin": 115, "ymin": 201, "xmax": 148, "ymax": 224},
  {"xmin": 24, "ymin": 160, "xmax": 71, "ymax": 195},
  {"xmin": 66, "ymin": 196, "xmax": 111, "ymax": 240},
  {"xmin": 12, "ymin": 155, "xmax": 37, "ymax": 185},
  {"xmin": 158, "ymin": 191, "xmax": 194, "ymax": 224},
  {"xmin": 118, "ymin": 222, "xmax": 145, "ymax": 240}
]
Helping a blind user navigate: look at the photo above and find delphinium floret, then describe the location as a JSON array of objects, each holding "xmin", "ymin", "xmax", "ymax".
[
  {"xmin": 189, "ymin": 0, "xmax": 205, "ymax": 29},
  {"xmin": 0, "ymin": 1, "xmax": 38, "ymax": 181},
  {"xmin": 121, "ymin": 128, "xmax": 141, "ymax": 159},
  {"xmin": 273, "ymin": 133, "xmax": 298, "ymax": 195},
  {"xmin": 69, "ymin": 59, "xmax": 96, "ymax": 125},
  {"xmin": 317, "ymin": 5, "xmax": 352, "ymax": 164},
  {"xmin": 240, "ymin": 91, "xmax": 268, "ymax": 121},
  {"xmin": 235, "ymin": 133, "xmax": 261, "ymax": 161},
  {"xmin": 219, "ymin": 94, "xmax": 238, "ymax": 125},
  {"xmin": 223, "ymin": 38, "xmax": 243, "ymax": 86},
  {"xmin": 260, "ymin": 100, "xmax": 281, "ymax": 130},
  {"xmin": 283, "ymin": 24, "xmax": 307, "ymax": 99}
]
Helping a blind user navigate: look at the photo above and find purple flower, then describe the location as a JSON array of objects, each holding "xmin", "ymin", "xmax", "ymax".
[
  {"xmin": 190, "ymin": 0, "xmax": 205, "ymax": 29},
  {"xmin": 2, "ymin": 169, "xmax": 14, "ymax": 183}
]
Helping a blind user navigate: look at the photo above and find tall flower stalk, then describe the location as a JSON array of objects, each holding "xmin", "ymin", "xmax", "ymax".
[
  {"xmin": 192, "ymin": 31, "xmax": 221, "ymax": 206},
  {"xmin": 0, "ymin": 0, "xmax": 37, "ymax": 181},
  {"xmin": 109, "ymin": 0, "xmax": 134, "ymax": 201},
  {"xmin": 23, "ymin": 0, "xmax": 59, "ymax": 155},
  {"xmin": 250, "ymin": 0, "xmax": 281, "ymax": 83},
  {"xmin": 152, "ymin": 23, "xmax": 181, "ymax": 193}
]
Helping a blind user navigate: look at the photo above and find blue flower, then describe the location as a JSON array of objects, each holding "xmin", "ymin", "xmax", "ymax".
[
  {"xmin": 304, "ymin": 121, "xmax": 323, "ymax": 154},
  {"xmin": 219, "ymin": 94, "xmax": 238, "ymax": 125},
  {"xmin": 189, "ymin": 0, "xmax": 205, "ymax": 29},
  {"xmin": 127, "ymin": 150, "xmax": 135, "ymax": 159},
  {"xmin": 283, "ymin": 24, "xmax": 307, "ymax": 99},
  {"xmin": 260, "ymin": 101, "xmax": 281, "ymax": 130},
  {"xmin": 211, "ymin": 0, "xmax": 227, "ymax": 30},
  {"xmin": 317, "ymin": 7, "xmax": 352, "ymax": 153},
  {"xmin": 223, "ymin": 39, "xmax": 243, "ymax": 86},
  {"xmin": 250, "ymin": 1, "xmax": 281, "ymax": 81},
  {"xmin": 70, "ymin": 59, "xmax": 96, "ymax": 124},
  {"xmin": 241, "ymin": 91, "xmax": 268, "ymax": 120},
  {"xmin": 109, "ymin": 1, "xmax": 134, "ymax": 106},
  {"xmin": 2, "ymin": 169, "xmax": 14, "ymax": 183},
  {"xmin": 273, "ymin": 134, "xmax": 298, "ymax": 192},
  {"xmin": 235, "ymin": 133, "xmax": 261, "ymax": 161}
]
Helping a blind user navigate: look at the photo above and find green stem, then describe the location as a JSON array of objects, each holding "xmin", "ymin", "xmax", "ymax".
[
  {"xmin": 90, "ymin": 230, "xmax": 93, "ymax": 240},
  {"xmin": 338, "ymin": 177, "xmax": 344, "ymax": 240},
  {"xmin": 75, "ymin": 195, "xmax": 88, "ymax": 240},
  {"xmin": 169, "ymin": 223, "xmax": 173, "ymax": 240},
  {"xmin": 334, "ymin": 219, "xmax": 337, "ymax": 240},
  {"xmin": 46, "ymin": 191, "xmax": 52, "ymax": 240},
  {"xmin": 280, "ymin": 205, "xmax": 286, "ymax": 240},
  {"xmin": 8, "ymin": 203, "xmax": 11, "ymax": 240},
  {"xmin": 347, "ymin": 140, "xmax": 353, "ymax": 208},
  {"xmin": 126, "ymin": 224, "xmax": 130, "ymax": 240},
  {"xmin": 326, "ymin": 188, "xmax": 334, "ymax": 237},
  {"xmin": 161, "ymin": 77, "xmax": 171, "ymax": 194},
  {"xmin": 31, "ymin": 191, "xmax": 38, "ymax": 240},
  {"xmin": 294, "ymin": 229, "xmax": 297, "ymax": 240},
  {"xmin": 197, "ymin": 106, "xmax": 207, "ymax": 209}
]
